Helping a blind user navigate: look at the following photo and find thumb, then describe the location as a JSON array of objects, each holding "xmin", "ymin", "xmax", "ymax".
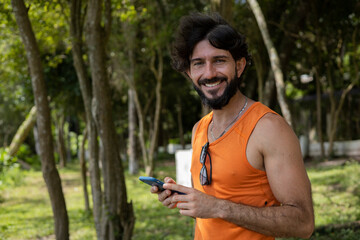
[{"xmin": 164, "ymin": 177, "xmax": 176, "ymax": 184}]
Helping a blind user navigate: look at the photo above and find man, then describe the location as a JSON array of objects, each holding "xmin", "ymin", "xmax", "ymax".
[{"xmin": 151, "ymin": 13, "xmax": 314, "ymax": 239}]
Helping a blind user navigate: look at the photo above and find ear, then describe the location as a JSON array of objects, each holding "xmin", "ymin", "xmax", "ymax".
[
  {"xmin": 185, "ymin": 70, "xmax": 191, "ymax": 79},
  {"xmin": 236, "ymin": 58, "xmax": 246, "ymax": 78}
]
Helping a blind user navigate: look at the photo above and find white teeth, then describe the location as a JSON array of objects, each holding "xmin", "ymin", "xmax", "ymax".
[{"xmin": 205, "ymin": 81, "xmax": 221, "ymax": 87}]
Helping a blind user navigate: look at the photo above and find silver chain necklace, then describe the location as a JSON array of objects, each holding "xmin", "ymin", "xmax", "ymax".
[{"xmin": 210, "ymin": 97, "xmax": 248, "ymax": 140}]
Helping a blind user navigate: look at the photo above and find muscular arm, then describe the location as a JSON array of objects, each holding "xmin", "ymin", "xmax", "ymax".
[
  {"xmin": 166, "ymin": 114, "xmax": 314, "ymax": 238},
  {"xmin": 218, "ymin": 114, "xmax": 314, "ymax": 237}
]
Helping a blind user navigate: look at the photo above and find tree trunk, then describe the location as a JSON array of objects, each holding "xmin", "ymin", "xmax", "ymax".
[
  {"xmin": 69, "ymin": 0, "xmax": 103, "ymax": 237},
  {"xmin": 210, "ymin": 0, "xmax": 234, "ymax": 23},
  {"xmin": 11, "ymin": 1, "xmax": 69, "ymax": 239},
  {"xmin": 86, "ymin": 0, "xmax": 135, "ymax": 239},
  {"xmin": 121, "ymin": 16, "xmax": 139, "ymax": 175},
  {"xmin": 177, "ymin": 96, "xmax": 185, "ymax": 149},
  {"xmin": 147, "ymin": 47, "xmax": 163, "ymax": 177},
  {"xmin": 66, "ymin": 121, "xmax": 72, "ymax": 163},
  {"xmin": 56, "ymin": 114, "xmax": 67, "ymax": 168},
  {"xmin": 128, "ymin": 88, "xmax": 138, "ymax": 174},
  {"xmin": 263, "ymin": 70, "xmax": 276, "ymax": 107},
  {"xmin": 252, "ymin": 53, "xmax": 264, "ymax": 103},
  {"xmin": 326, "ymin": 67, "xmax": 356, "ymax": 157},
  {"xmin": 33, "ymin": 125, "xmax": 40, "ymax": 155},
  {"xmin": 130, "ymin": 82, "xmax": 149, "ymax": 174},
  {"xmin": 8, "ymin": 106, "xmax": 37, "ymax": 156},
  {"xmin": 247, "ymin": 0, "xmax": 293, "ymax": 127},
  {"xmin": 326, "ymin": 30, "xmax": 359, "ymax": 157},
  {"xmin": 315, "ymin": 70, "xmax": 325, "ymax": 158},
  {"xmin": 122, "ymin": 46, "xmax": 163, "ymax": 177},
  {"xmin": 80, "ymin": 127, "xmax": 90, "ymax": 212}
]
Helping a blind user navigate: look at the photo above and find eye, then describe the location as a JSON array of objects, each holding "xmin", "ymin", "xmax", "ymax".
[
  {"xmin": 192, "ymin": 61, "xmax": 204, "ymax": 67},
  {"xmin": 215, "ymin": 59, "xmax": 226, "ymax": 64}
]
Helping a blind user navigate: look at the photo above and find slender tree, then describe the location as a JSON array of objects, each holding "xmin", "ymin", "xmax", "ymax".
[
  {"xmin": 120, "ymin": 3, "xmax": 139, "ymax": 174},
  {"xmin": 79, "ymin": 127, "xmax": 90, "ymax": 212},
  {"xmin": 128, "ymin": 88, "xmax": 138, "ymax": 174},
  {"xmin": 68, "ymin": 0, "xmax": 103, "ymax": 237},
  {"xmin": 113, "ymin": 1, "xmax": 165, "ymax": 177},
  {"xmin": 55, "ymin": 113, "xmax": 67, "ymax": 168},
  {"xmin": 86, "ymin": 0, "xmax": 135, "ymax": 238},
  {"xmin": 210, "ymin": 0, "xmax": 234, "ymax": 23},
  {"xmin": 11, "ymin": 0, "xmax": 69, "ymax": 239},
  {"xmin": 8, "ymin": 106, "xmax": 37, "ymax": 156},
  {"xmin": 247, "ymin": 0, "xmax": 293, "ymax": 126},
  {"xmin": 138, "ymin": 1, "xmax": 166, "ymax": 176}
]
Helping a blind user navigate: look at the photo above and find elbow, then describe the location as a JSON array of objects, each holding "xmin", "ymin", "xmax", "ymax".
[{"xmin": 298, "ymin": 216, "xmax": 315, "ymax": 239}]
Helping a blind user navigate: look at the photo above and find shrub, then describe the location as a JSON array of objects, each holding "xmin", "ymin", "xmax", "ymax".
[{"xmin": 0, "ymin": 148, "xmax": 24, "ymax": 198}]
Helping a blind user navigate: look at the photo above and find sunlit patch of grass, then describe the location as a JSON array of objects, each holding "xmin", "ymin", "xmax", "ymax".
[
  {"xmin": 58, "ymin": 168, "xmax": 96, "ymax": 240},
  {"xmin": 1, "ymin": 159, "xmax": 359, "ymax": 240},
  {"xmin": 0, "ymin": 170, "xmax": 54, "ymax": 239},
  {"xmin": 0, "ymin": 167, "xmax": 96, "ymax": 240},
  {"xmin": 308, "ymin": 161, "xmax": 360, "ymax": 227},
  {"xmin": 126, "ymin": 167, "xmax": 194, "ymax": 240}
]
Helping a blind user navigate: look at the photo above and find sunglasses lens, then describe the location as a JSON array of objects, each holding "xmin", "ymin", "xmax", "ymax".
[
  {"xmin": 200, "ymin": 166, "xmax": 208, "ymax": 185},
  {"xmin": 199, "ymin": 142, "xmax": 211, "ymax": 186},
  {"xmin": 200, "ymin": 150, "xmax": 206, "ymax": 164}
]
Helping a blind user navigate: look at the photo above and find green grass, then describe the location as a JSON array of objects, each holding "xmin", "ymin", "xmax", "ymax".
[
  {"xmin": 309, "ymin": 160, "xmax": 360, "ymax": 227},
  {"xmin": 0, "ymin": 159, "xmax": 359, "ymax": 239},
  {"xmin": 0, "ymin": 169, "xmax": 96, "ymax": 240},
  {"xmin": 129, "ymin": 164, "xmax": 194, "ymax": 240}
]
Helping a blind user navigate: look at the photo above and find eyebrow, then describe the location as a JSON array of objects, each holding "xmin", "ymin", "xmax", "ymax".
[{"xmin": 190, "ymin": 55, "xmax": 230, "ymax": 63}]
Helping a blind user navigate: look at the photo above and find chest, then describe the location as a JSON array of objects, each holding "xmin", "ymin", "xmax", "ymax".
[
  {"xmin": 207, "ymin": 125, "xmax": 265, "ymax": 173},
  {"xmin": 192, "ymin": 130, "xmax": 266, "ymax": 195}
]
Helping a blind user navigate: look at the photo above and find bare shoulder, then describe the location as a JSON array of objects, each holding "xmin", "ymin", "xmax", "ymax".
[
  {"xmin": 192, "ymin": 121, "xmax": 200, "ymax": 133},
  {"xmin": 250, "ymin": 112, "xmax": 314, "ymax": 230},
  {"xmin": 252, "ymin": 113, "xmax": 299, "ymax": 153},
  {"xmin": 255, "ymin": 112, "xmax": 292, "ymax": 134},
  {"xmin": 191, "ymin": 121, "xmax": 200, "ymax": 146},
  {"xmin": 254, "ymin": 113, "xmax": 311, "ymax": 200}
]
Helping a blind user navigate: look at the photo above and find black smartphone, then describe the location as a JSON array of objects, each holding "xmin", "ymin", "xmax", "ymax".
[{"xmin": 139, "ymin": 176, "xmax": 185, "ymax": 195}]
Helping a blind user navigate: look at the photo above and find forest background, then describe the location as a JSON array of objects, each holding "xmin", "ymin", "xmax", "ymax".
[{"xmin": 0, "ymin": 0, "xmax": 359, "ymax": 239}]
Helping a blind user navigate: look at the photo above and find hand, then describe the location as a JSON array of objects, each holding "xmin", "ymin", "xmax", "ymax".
[
  {"xmin": 150, "ymin": 177, "xmax": 178, "ymax": 209},
  {"xmin": 163, "ymin": 183, "xmax": 220, "ymax": 219}
]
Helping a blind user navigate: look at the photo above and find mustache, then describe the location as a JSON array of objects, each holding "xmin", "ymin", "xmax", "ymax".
[{"xmin": 198, "ymin": 76, "xmax": 227, "ymax": 85}]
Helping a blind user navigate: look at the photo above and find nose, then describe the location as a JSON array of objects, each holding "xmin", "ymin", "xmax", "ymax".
[{"xmin": 202, "ymin": 62, "xmax": 217, "ymax": 80}]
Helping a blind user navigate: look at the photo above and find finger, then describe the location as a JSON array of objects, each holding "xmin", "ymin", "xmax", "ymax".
[
  {"xmin": 171, "ymin": 194, "xmax": 188, "ymax": 203},
  {"xmin": 168, "ymin": 202, "xmax": 177, "ymax": 209},
  {"xmin": 162, "ymin": 195, "xmax": 176, "ymax": 208},
  {"xmin": 150, "ymin": 186, "xmax": 159, "ymax": 194},
  {"xmin": 175, "ymin": 201, "xmax": 189, "ymax": 210},
  {"xmin": 164, "ymin": 177, "xmax": 176, "ymax": 183},
  {"xmin": 163, "ymin": 183, "xmax": 192, "ymax": 194},
  {"xmin": 179, "ymin": 209, "xmax": 195, "ymax": 218},
  {"xmin": 158, "ymin": 189, "xmax": 172, "ymax": 202}
]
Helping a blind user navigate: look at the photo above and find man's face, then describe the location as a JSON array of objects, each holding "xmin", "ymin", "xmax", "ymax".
[{"xmin": 187, "ymin": 40, "xmax": 245, "ymax": 109}]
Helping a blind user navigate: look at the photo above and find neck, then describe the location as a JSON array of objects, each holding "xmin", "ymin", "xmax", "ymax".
[
  {"xmin": 209, "ymin": 92, "xmax": 249, "ymax": 141},
  {"xmin": 212, "ymin": 91, "xmax": 246, "ymax": 126}
]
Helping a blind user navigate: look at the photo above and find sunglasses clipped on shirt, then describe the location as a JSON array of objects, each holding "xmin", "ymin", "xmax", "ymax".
[{"xmin": 200, "ymin": 142, "xmax": 212, "ymax": 185}]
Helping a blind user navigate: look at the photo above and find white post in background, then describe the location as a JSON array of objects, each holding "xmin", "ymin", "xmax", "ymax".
[{"xmin": 175, "ymin": 149, "xmax": 192, "ymax": 187}]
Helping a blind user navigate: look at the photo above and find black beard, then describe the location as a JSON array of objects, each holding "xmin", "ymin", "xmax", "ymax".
[{"xmin": 193, "ymin": 73, "xmax": 240, "ymax": 110}]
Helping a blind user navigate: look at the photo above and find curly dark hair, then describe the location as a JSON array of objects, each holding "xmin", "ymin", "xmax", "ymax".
[{"xmin": 171, "ymin": 12, "xmax": 251, "ymax": 73}]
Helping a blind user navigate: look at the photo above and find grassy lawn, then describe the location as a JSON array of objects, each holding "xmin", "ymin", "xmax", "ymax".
[{"xmin": 0, "ymin": 158, "xmax": 359, "ymax": 239}]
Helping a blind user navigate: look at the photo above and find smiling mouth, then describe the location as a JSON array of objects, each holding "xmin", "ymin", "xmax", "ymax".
[
  {"xmin": 205, "ymin": 81, "xmax": 221, "ymax": 87},
  {"xmin": 199, "ymin": 77, "xmax": 227, "ymax": 88}
]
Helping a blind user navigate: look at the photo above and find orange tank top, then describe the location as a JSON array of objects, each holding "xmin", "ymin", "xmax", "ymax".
[{"xmin": 191, "ymin": 102, "xmax": 280, "ymax": 240}]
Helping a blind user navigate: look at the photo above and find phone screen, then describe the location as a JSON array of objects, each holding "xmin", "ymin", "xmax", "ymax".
[
  {"xmin": 139, "ymin": 176, "xmax": 165, "ymax": 191},
  {"xmin": 139, "ymin": 176, "xmax": 185, "ymax": 195}
]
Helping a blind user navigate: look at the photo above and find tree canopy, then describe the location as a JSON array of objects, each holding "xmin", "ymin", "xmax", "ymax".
[{"xmin": 0, "ymin": 0, "xmax": 359, "ymax": 238}]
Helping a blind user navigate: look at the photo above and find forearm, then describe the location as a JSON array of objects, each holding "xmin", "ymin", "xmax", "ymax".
[{"xmin": 215, "ymin": 199, "xmax": 314, "ymax": 238}]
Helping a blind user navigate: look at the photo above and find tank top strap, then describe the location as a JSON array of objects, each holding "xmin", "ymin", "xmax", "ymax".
[
  {"xmin": 192, "ymin": 112, "xmax": 213, "ymax": 148},
  {"xmin": 234, "ymin": 102, "xmax": 277, "ymax": 141}
]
